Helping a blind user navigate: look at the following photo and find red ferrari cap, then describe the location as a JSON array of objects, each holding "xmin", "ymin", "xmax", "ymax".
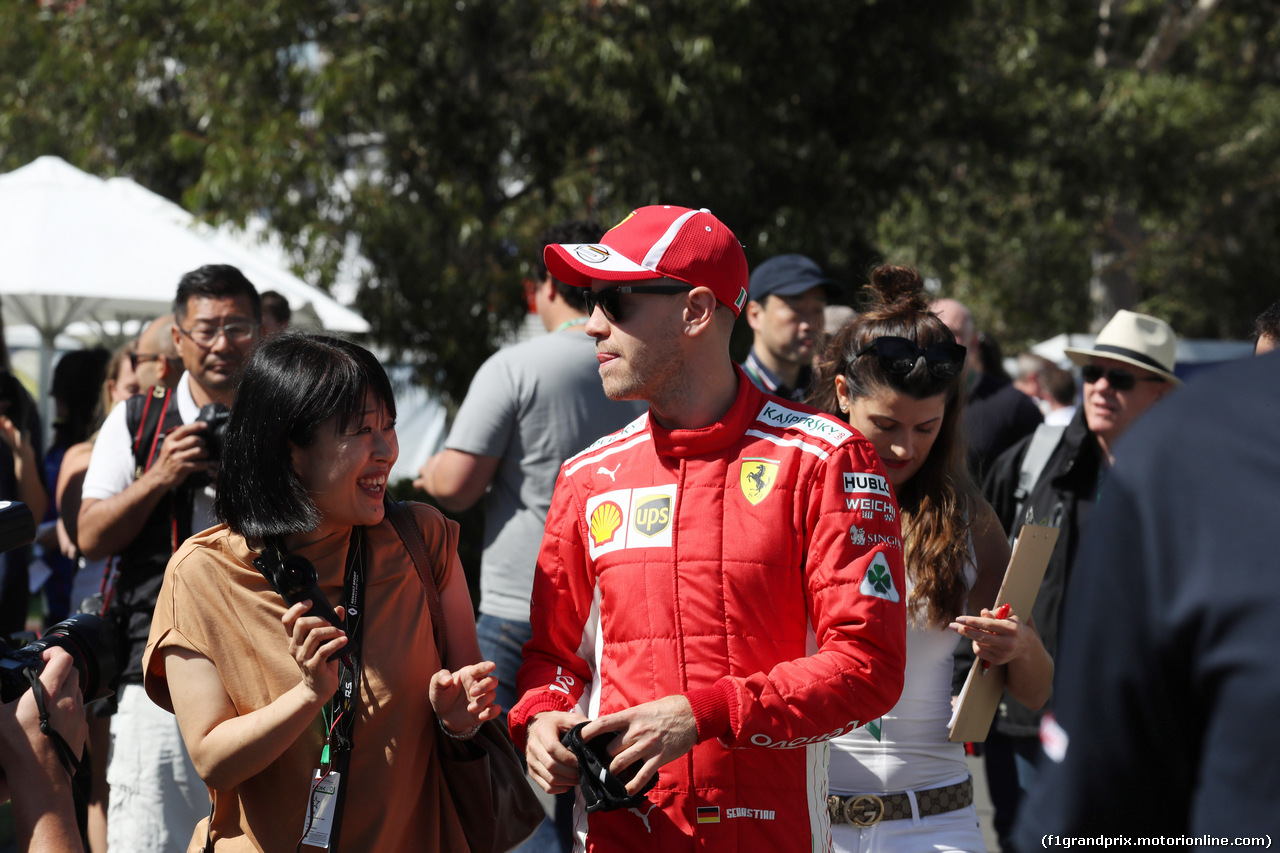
[{"xmin": 543, "ymin": 205, "xmax": 749, "ymax": 316}]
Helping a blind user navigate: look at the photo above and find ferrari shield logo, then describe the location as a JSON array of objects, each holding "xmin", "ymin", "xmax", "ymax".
[{"xmin": 740, "ymin": 458, "xmax": 779, "ymax": 506}]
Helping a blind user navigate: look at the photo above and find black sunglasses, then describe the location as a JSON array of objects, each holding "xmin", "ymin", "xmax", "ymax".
[
  {"xmin": 583, "ymin": 284, "xmax": 693, "ymax": 323},
  {"xmin": 128, "ymin": 352, "xmax": 164, "ymax": 371},
  {"xmin": 1081, "ymin": 364, "xmax": 1167, "ymax": 391},
  {"xmin": 854, "ymin": 336, "xmax": 967, "ymax": 378}
]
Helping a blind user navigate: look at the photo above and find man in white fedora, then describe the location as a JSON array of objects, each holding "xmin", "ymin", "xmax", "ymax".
[{"xmin": 972, "ymin": 308, "xmax": 1180, "ymax": 852}]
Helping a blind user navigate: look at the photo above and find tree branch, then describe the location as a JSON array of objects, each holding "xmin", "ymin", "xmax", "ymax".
[
  {"xmin": 1136, "ymin": 0, "xmax": 1222, "ymax": 74},
  {"xmin": 1095, "ymin": 0, "xmax": 1114, "ymax": 69}
]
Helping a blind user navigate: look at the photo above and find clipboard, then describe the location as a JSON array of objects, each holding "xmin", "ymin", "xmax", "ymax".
[{"xmin": 946, "ymin": 523, "xmax": 1059, "ymax": 743}]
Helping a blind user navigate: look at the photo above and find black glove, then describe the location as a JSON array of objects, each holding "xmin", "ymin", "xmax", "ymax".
[{"xmin": 560, "ymin": 721, "xmax": 658, "ymax": 813}]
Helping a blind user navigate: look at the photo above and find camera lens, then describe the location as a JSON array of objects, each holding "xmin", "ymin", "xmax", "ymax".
[{"xmin": 4, "ymin": 614, "xmax": 119, "ymax": 705}]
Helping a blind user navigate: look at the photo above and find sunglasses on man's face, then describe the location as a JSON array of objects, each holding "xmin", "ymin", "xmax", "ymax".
[
  {"xmin": 854, "ymin": 336, "xmax": 967, "ymax": 379},
  {"xmin": 1080, "ymin": 363, "xmax": 1167, "ymax": 392},
  {"xmin": 583, "ymin": 284, "xmax": 693, "ymax": 324},
  {"xmin": 128, "ymin": 352, "xmax": 165, "ymax": 371}
]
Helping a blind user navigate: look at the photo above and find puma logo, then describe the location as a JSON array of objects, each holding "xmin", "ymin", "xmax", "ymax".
[
  {"xmin": 629, "ymin": 802, "xmax": 657, "ymax": 833},
  {"xmin": 597, "ymin": 463, "xmax": 621, "ymax": 482}
]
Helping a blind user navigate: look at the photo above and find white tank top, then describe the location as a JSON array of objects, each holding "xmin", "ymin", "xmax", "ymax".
[{"xmin": 828, "ymin": 533, "xmax": 977, "ymax": 794}]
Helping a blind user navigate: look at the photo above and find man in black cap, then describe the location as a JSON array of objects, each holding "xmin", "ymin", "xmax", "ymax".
[{"xmin": 741, "ymin": 254, "xmax": 833, "ymax": 401}]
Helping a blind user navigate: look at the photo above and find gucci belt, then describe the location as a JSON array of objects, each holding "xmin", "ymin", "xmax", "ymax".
[{"xmin": 827, "ymin": 778, "xmax": 973, "ymax": 826}]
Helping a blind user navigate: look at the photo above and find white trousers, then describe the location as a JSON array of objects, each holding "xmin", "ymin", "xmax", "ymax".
[{"xmin": 107, "ymin": 684, "xmax": 209, "ymax": 853}]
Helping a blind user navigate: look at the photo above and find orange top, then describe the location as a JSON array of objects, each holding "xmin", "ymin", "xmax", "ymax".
[{"xmin": 144, "ymin": 503, "xmax": 469, "ymax": 853}]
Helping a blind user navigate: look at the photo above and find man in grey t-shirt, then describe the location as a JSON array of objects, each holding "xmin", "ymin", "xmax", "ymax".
[{"xmin": 416, "ymin": 220, "xmax": 644, "ymax": 852}]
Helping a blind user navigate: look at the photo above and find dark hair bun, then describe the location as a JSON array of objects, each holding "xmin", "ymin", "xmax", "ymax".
[{"xmin": 866, "ymin": 265, "xmax": 929, "ymax": 314}]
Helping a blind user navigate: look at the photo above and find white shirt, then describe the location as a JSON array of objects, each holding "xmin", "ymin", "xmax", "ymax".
[
  {"xmin": 828, "ymin": 538, "xmax": 977, "ymax": 794},
  {"xmin": 81, "ymin": 372, "xmax": 217, "ymax": 532},
  {"xmin": 1043, "ymin": 404, "xmax": 1077, "ymax": 426}
]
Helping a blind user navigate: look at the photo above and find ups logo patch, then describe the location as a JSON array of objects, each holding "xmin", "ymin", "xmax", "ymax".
[{"xmin": 632, "ymin": 495, "xmax": 672, "ymax": 537}]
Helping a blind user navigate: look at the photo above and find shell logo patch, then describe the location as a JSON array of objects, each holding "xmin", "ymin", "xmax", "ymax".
[
  {"xmin": 585, "ymin": 485, "xmax": 677, "ymax": 558},
  {"xmin": 589, "ymin": 501, "xmax": 625, "ymax": 548},
  {"xmin": 632, "ymin": 495, "xmax": 671, "ymax": 537},
  {"xmin": 574, "ymin": 244, "xmax": 611, "ymax": 265},
  {"xmin": 740, "ymin": 458, "xmax": 779, "ymax": 506}
]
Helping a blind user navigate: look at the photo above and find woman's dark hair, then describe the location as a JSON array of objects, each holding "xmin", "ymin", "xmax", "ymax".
[
  {"xmin": 51, "ymin": 347, "xmax": 111, "ymax": 449},
  {"xmin": 809, "ymin": 264, "xmax": 976, "ymax": 628},
  {"xmin": 216, "ymin": 333, "xmax": 396, "ymax": 540}
]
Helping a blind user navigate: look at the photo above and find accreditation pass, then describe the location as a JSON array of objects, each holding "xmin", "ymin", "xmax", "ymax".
[{"xmin": 301, "ymin": 770, "xmax": 340, "ymax": 849}]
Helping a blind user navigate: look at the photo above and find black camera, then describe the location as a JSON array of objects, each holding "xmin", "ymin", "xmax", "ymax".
[
  {"xmin": 188, "ymin": 402, "xmax": 231, "ymax": 489},
  {"xmin": 0, "ymin": 502, "xmax": 119, "ymax": 705},
  {"xmin": 195, "ymin": 402, "xmax": 231, "ymax": 462},
  {"xmin": 253, "ymin": 550, "xmax": 350, "ymax": 665},
  {"xmin": 0, "ymin": 614, "xmax": 118, "ymax": 705}
]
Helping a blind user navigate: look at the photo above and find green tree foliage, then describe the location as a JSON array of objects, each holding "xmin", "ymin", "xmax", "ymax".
[
  {"xmin": 2, "ymin": 0, "xmax": 1277, "ymax": 401},
  {"xmin": 876, "ymin": 0, "xmax": 1280, "ymax": 345}
]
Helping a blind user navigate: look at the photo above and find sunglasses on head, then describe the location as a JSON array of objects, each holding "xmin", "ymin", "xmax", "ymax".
[
  {"xmin": 1080, "ymin": 363, "xmax": 1167, "ymax": 391},
  {"xmin": 854, "ymin": 336, "xmax": 967, "ymax": 378},
  {"xmin": 583, "ymin": 284, "xmax": 693, "ymax": 323}
]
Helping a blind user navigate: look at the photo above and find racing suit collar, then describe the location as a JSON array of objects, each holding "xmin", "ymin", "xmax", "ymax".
[{"xmin": 649, "ymin": 367, "xmax": 762, "ymax": 459}]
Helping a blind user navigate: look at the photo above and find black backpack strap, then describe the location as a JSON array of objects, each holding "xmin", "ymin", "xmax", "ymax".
[
  {"xmin": 127, "ymin": 386, "xmax": 179, "ymax": 477},
  {"xmin": 124, "ymin": 385, "xmax": 191, "ymax": 551}
]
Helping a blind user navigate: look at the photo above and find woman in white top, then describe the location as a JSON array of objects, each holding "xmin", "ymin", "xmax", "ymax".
[{"xmin": 809, "ymin": 265, "xmax": 1053, "ymax": 852}]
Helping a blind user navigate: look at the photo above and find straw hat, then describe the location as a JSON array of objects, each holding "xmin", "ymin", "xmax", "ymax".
[{"xmin": 1064, "ymin": 309, "xmax": 1181, "ymax": 386}]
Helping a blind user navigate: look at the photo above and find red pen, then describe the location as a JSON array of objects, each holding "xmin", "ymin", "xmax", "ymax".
[{"xmin": 980, "ymin": 604, "xmax": 1013, "ymax": 675}]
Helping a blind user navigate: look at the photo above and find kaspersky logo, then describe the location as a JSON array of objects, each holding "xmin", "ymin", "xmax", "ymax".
[{"xmin": 589, "ymin": 501, "xmax": 625, "ymax": 548}]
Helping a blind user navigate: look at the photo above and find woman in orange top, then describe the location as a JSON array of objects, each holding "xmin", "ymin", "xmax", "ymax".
[{"xmin": 145, "ymin": 334, "xmax": 497, "ymax": 851}]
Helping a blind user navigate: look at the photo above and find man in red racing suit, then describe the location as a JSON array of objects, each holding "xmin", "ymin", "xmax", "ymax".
[{"xmin": 508, "ymin": 205, "xmax": 907, "ymax": 852}]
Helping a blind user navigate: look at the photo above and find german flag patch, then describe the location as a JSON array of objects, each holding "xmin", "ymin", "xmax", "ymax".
[{"xmin": 696, "ymin": 806, "xmax": 720, "ymax": 824}]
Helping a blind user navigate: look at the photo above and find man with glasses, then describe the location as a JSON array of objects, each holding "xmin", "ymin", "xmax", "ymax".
[
  {"xmin": 509, "ymin": 206, "xmax": 907, "ymax": 852},
  {"xmin": 976, "ymin": 309, "xmax": 1179, "ymax": 853},
  {"xmin": 78, "ymin": 264, "xmax": 261, "ymax": 852}
]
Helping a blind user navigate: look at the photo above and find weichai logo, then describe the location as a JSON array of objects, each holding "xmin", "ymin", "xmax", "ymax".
[
  {"xmin": 632, "ymin": 495, "xmax": 672, "ymax": 537},
  {"xmin": 589, "ymin": 501, "xmax": 625, "ymax": 547}
]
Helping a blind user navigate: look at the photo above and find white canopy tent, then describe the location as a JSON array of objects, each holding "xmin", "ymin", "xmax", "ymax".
[{"xmin": 0, "ymin": 155, "xmax": 369, "ymax": 432}]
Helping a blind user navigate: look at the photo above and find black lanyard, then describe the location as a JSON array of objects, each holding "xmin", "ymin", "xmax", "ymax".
[{"xmin": 324, "ymin": 526, "xmax": 366, "ymax": 852}]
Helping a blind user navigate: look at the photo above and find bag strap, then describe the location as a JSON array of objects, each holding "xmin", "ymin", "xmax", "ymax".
[
  {"xmin": 384, "ymin": 500, "xmax": 447, "ymax": 664},
  {"xmin": 1011, "ymin": 422, "xmax": 1067, "ymax": 537}
]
